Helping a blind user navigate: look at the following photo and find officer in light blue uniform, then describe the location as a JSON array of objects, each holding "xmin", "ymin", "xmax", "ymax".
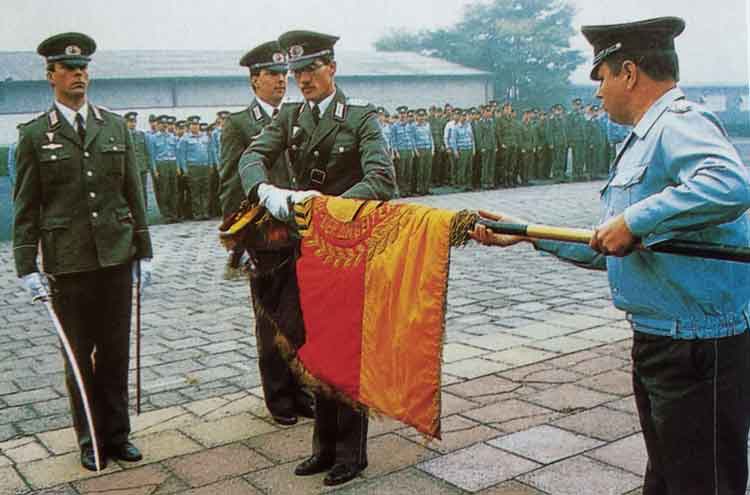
[
  {"xmin": 149, "ymin": 115, "xmax": 180, "ymax": 222},
  {"xmin": 473, "ymin": 17, "xmax": 750, "ymax": 495},
  {"xmin": 448, "ymin": 110, "xmax": 475, "ymax": 189},
  {"xmin": 390, "ymin": 106, "xmax": 416, "ymax": 195},
  {"xmin": 376, "ymin": 107, "xmax": 391, "ymax": 153},
  {"xmin": 7, "ymin": 140, "xmax": 16, "ymax": 193},
  {"xmin": 177, "ymin": 116, "xmax": 213, "ymax": 219},
  {"xmin": 412, "ymin": 108, "xmax": 434, "ymax": 194}
]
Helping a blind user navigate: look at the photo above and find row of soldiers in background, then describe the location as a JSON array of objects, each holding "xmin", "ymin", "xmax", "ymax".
[
  {"xmin": 125, "ymin": 111, "xmax": 230, "ymax": 222},
  {"xmin": 378, "ymin": 98, "xmax": 631, "ymax": 196}
]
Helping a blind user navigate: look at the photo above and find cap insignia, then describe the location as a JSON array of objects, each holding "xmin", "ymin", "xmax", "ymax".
[
  {"xmin": 289, "ymin": 45, "xmax": 304, "ymax": 59},
  {"xmin": 65, "ymin": 45, "xmax": 82, "ymax": 56},
  {"xmin": 272, "ymin": 52, "xmax": 286, "ymax": 63}
]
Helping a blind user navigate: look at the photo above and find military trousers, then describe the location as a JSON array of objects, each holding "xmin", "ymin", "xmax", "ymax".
[
  {"xmin": 249, "ymin": 249, "xmax": 312, "ymax": 417},
  {"xmin": 519, "ymin": 148, "xmax": 535, "ymax": 184},
  {"xmin": 633, "ymin": 330, "xmax": 750, "ymax": 495},
  {"xmin": 479, "ymin": 148, "xmax": 496, "ymax": 189},
  {"xmin": 414, "ymin": 149, "xmax": 433, "ymax": 195},
  {"xmin": 570, "ymin": 141, "xmax": 586, "ymax": 179},
  {"xmin": 51, "ymin": 263, "xmax": 133, "ymax": 450},
  {"xmin": 208, "ymin": 165, "xmax": 220, "ymax": 218},
  {"xmin": 454, "ymin": 149, "xmax": 473, "ymax": 189},
  {"xmin": 550, "ymin": 145, "xmax": 567, "ymax": 181},
  {"xmin": 154, "ymin": 161, "xmax": 179, "ymax": 223},
  {"xmin": 395, "ymin": 149, "xmax": 414, "ymax": 197},
  {"xmin": 313, "ymin": 394, "xmax": 368, "ymax": 466},
  {"xmin": 431, "ymin": 145, "xmax": 446, "ymax": 186},
  {"xmin": 186, "ymin": 165, "xmax": 211, "ymax": 220}
]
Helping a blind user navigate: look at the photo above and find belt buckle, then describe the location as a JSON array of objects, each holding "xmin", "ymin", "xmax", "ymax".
[{"xmin": 310, "ymin": 168, "xmax": 326, "ymax": 186}]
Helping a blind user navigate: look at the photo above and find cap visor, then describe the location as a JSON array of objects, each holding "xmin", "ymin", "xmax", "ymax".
[{"xmin": 288, "ymin": 58, "xmax": 317, "ymax": 71}]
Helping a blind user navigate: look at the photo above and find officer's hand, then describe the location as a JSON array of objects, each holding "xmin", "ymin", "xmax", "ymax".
[
  {"xmin": 590, "ymin": 214, "xmax": 637, "ymax": 257},
  {"xmin": 470, "ymin": 210, "xmax": 531, "ymax": 247},
  {"xmin": 257, "ymin": 183, "xmax": 321, "ymax": 222},
  {"xmin": 133, "ymin": 258, "xmax": 153, "ymax": 288},
  {"xmin": 20, "ymin": 272, "xmax": 50, "ymax": 302}
]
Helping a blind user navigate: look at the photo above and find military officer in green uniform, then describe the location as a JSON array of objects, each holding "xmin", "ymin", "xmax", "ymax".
[
  {"xmin": 548, "ymin": 104, "xmax": 569, "ymax": 181},
  {"xmin": 13, "ymin": 33, "xmax": 153, "ymax": 471},
  {"xmin": 566, "ymin": 98, "xmax": 587, "ymax": 180},
  {"xmin": 238, "ymin": 30, "xmax": 396, "ymax": 486},
  {"xmin": 428, "ymin": 105, "xmax": 447, "ymax": 187},
  {"xmin": 474, "ymin": 105, "xmax": 497, "ymax": 189},
  {"xmin": 124, "ymin": 112, "xmax": 153, "ymax": 208},
  {"xmin": 218, "ymin": 41, "xmax": 314, "ymax": 426}
]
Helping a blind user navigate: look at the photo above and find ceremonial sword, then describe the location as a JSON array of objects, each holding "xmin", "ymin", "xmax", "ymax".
[
  {"xmin": 36, "ymin": 293, "xmax": 103, "ymax": 472},
  {"xmin": 478, "ymin": 221, "xmax": 750, "ymax": 263}
]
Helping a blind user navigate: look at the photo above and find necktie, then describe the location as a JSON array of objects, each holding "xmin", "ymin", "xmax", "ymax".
[
  {"xmin": 311, "ymin": 104, "xmax": 320, "ymax": 126},
  {"xmin": 75, "ymin": 113, "xmax": 86, "ymax": 144},
  {"xmin": 272, "ymin": 108, "xmax": 279, "ymax": 119}
]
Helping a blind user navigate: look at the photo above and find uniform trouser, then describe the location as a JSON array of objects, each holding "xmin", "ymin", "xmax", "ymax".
[
  {"xmin": 431, "ymin": 145, "xmax": 445, "ymax": 186},
  {"xmin": 550, "ymin": 145, "xmax": 567, "ymax": 180},
  {"xmin": 503, "ymin": 147, "xmax": 518, "ymax": 185},
  {"xmin": 570, "ymin": 142, "xmax": 585, "ymax": 179},
  {"xmin": 313, "ymin": 393, "xmax": 368, "ymax": 466},
  {"xmin": 208, "ymin": 165, "xmax": 220, "ymax": 218},
  {"xmin": 454, "ymin": 149, "xmax": 473, "ymax": 189},
  {"xmin": 519, "ymin": 149, "xmax": 533, "ymax": 184},
  {"xmin": 249, "ymin": 249, "xmax": 311, "ymax": 416},
  {"xmin": 155, "ymin": 161, "xmax": 179, "ymax": 222},
  {"xmin": 632, "ymin": 330, "xmax": 750, "ymax": 495},
  {"xmin": 444, "ymin": 151, "xmax": 456, "ymax": 187},
  {"xmin": 414, "ymin": 149, "xmax": 433, "ymax": 194},
  {"xmin": 479, "ymin": 148, "xmax": 496, "ymax": 188},
  {"xmin": 51, "ymin": 264, "xmax": 132, "ymax": 450},
  {"xmin": 185, "ymin": 165, "xmax": 211, "ymax": 219},
  {"xmin": 539, "ymin": 148, "xmax": 552, "ymax": 180},
  {"xmin": 395, "ymin": 149, "xmax": 414, "ymax": 196}
]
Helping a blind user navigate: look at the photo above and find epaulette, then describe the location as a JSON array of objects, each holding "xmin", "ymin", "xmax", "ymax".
[
  {"xmin": 668, "ymin": 100, "xmax": 692, "ymax": 114},
  {"xmin": 346, "ymin": 98, "xmax": 369, "ymax": 106},
  {"xmin": 22, "ymin": 112, "xmax": 46, "ymax": 127}
]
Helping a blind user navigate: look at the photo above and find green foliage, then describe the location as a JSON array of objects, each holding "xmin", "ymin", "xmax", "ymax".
[{"xmin": 375, "ymin": 0, "xmax": 585, "ymax": 109}]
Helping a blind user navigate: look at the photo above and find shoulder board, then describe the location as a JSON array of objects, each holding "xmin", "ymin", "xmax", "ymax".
[
  {"xmin": 346, "ymin": 98, "xmax": 369, "ymax": 106},
  {"xmin": 21, "ymin": 112, "xmax": 46, "ymax": 127},
  {"xmin": 668, "ymin": 100, "xmax": 692, "ymax": 114}
]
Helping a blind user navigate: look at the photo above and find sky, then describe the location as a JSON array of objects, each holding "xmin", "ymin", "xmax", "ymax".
[{"xmin": 0, "ymin": 0, "xmax": 747, "ymax": 85}]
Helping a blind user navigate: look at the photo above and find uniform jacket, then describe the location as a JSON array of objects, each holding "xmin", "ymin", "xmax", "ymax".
[
  {"xmin": 537, "ymin": 88, "xmax": 750, "ymax": 339},
  {"xmin": 219, "ymin": 97, "xmax": 291, "ymax": 217},
  {"xmin": 13, "ymin": 104, "xmax": 152, "ymax": 277},
  {"xmin": 129, "ymin": 129, "xmax": 154, "ymax": 174},
  {"xmin": 239, "ymin": 87, "xmax": 396, "ymax": 200}
]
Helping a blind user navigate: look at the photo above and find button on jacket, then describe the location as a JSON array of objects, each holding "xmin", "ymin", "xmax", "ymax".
[{"xmin": 537, "ymin": 88, "xmax": 750, "ymax": 339}]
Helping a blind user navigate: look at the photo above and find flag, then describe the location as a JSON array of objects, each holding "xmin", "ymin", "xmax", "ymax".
[{"xmin": 280, "ymin": 196, "xmax": 474, "ymax": 439}]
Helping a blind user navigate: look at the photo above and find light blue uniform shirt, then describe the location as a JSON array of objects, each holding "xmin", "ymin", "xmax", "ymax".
[
  {"xmin": 390, "ymin": 121, "xmax": 415, "ymax": 151},
  {"xmin": 210, "ymin": 128, "xmax": 222, "ymax": 166},
  {"xmin": 537, "ymin": 88, "xmax": 750, "ymax": 339},
  {"xmin": 379, "ymin": 122, "xmax": 391, "ymax": 151},
  {"xmin": 413, "ymin": 122, "xmax": 434, "ymax": 150},
  {"xmin": 149, "ymin": 131, "xmax": 178, "ymax": 162},
  {"xmin": 177, "ymin": 133, "xmax": 211, "ymax": 171},
  {"xmin": 8, "ymin": 142, "xmax": 16, "ymax": 191},
  {"xmin": 449, "ymin": 122, "xmax": 474, "ymax": 151}
]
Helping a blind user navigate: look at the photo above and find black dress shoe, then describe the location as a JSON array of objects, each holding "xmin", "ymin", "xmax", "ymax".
[
  {"xmin": 294, "ymin": 455, "xmax": 335, "ymax": 476},
  {"xmin": 80, "ymin": 446, "xmax": 106, "ymax": 471},
  {"xmin": 294, "ymin": 400, "xmax": 315, "ymax": 419},
  {"xmin": 323, "ymin": 462, "xmax": 366, "ymax": 486},
  {"xmin": 271, "ymin": 413, "xmax": 298, "ymax": 426},
  {"xmin": 107, "ymin": 441, "xmax": 142, "ymax": 462}
]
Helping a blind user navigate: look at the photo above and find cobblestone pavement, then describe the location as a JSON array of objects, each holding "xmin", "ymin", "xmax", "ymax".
[{"xmin": 0, "ymin": 180, "xmax": 747, "ymax": 494}]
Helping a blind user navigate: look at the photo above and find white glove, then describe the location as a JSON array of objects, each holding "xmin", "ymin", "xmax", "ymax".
[
  {"xmin": 20, "ymin": 272, "xmax": 50, "ymax": 301},
  {"xmin": 257, "ymin": 183, "xmax": 320, "ymax": 222},
  {"xmin": 132, "ymin": 258, "xmax": 153, "ymax": 289}
]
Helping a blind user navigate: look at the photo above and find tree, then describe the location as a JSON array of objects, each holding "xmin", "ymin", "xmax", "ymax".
[{"xmin": 375, "ymin": 0, "xmax": 585, "ymax": 109}]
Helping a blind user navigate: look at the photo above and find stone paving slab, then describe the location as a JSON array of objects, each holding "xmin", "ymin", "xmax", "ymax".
[
  {"xmin": 518, "ymin": 455, "xmax": 642, "ymax": 495},
  {"xmin": 488, "ymin": 424, "xmax": 603, "ymax": 464}
]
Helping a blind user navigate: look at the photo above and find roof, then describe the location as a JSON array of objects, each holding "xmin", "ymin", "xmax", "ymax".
[{"xmin": 0, "ymin": 49, "xmax": 490, "ymax": 82}]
